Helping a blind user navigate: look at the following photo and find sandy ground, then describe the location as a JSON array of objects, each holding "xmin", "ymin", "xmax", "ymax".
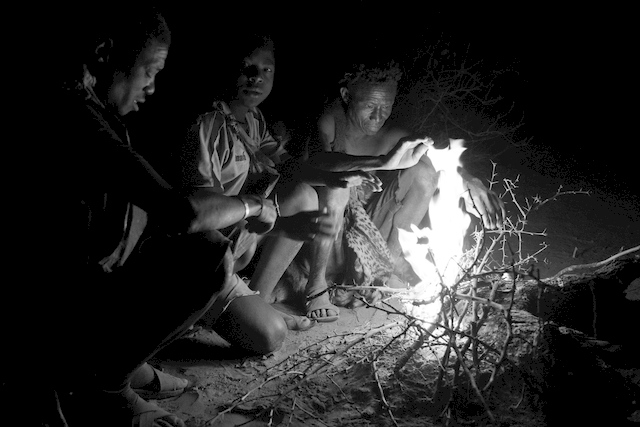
[{"xmin": 149, "ymin": 161, "xmax": 639, "ymax": 427}]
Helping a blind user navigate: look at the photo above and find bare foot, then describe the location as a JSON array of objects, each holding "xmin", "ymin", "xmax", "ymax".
[
  {"xmin": 271, "ymin": 302, "xmax": 316, "ymax": 331},
  {"xmin": 306, "ymin": 291, "xmax": 339, "ymax": 322}
]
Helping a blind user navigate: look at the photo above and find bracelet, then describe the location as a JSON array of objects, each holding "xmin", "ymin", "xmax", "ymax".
[
  {"xmin": 274, "ymin": 193, "xmax": 281, "ymax": 217},
  {"xmin": 258, "ymin": 196, "xmax": 265, "ymax": 217},
  {"xmin": 239, "ymin": 197, "xmax": 251, "ymax": 220}
]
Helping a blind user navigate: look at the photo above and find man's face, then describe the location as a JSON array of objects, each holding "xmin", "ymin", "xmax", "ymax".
[
  {"xmin": 107, "ymin": 41, "xmax": 168, "ymax": 116},
  {"xmin": 346, "ymin": 84, "xmax": 396, "ymax": 135},
  {"xmin": 235, "ymin": 48, "xmax": 275, "ymax": 109}
]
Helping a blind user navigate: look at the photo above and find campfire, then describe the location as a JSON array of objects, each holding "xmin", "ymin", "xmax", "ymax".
[{"xmin": 398, "ymin": 139, "xmax": 472, "ymax": 326}]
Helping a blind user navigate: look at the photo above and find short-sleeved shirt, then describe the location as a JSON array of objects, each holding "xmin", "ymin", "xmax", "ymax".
[
  {"xmin": 55, "ymin": 86, "xmax": 192, "ymax": 274},
  {"xmin": 185, "ymin": 101, "xmax": 287, "ymax": 196}
]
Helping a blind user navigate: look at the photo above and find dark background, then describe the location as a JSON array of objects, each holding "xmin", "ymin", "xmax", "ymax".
[{"xmin": 54, "ymin": 3, "xmax": 637, "ymax": 202}]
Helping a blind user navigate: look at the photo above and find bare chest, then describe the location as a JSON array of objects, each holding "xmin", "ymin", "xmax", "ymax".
[{"xmin": 342, "ymin": 133, "xmax": 393, "ymax": 156}]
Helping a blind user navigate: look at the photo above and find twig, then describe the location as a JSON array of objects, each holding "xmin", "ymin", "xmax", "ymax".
[
  {"xmin": 206, "ymin": 372, "xmax": 289, "ymax": 425},
  {"xmin": 328, "ymin": 375, "xmax": 364, "ymax": 416},
  {"xmin": 372, "ymin": 360, "xmax": 399, "ymax": 427},
  {"xmin": 256, "ymin": 322, "xmax": 403, "ymax": 416},
  {"xmin": 533, "ymin": 185, "xmax": 590, "ymax": 211},
  {"xmin": 394, "ymin": 329, "xmax": 425, "ymax": 376},
  {"xmin": 292, "ymin": 400, "xmax": 329, "ymax": 426},
  {"xmin": 286, "ymin": 397, "xmax": 296, "ymax": 427},
  {"xmin": 450, "ymin": 341, "xmax": 496, "ymax": 423}
]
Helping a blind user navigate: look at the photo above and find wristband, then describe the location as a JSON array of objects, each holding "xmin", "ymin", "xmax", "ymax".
[
  {"xmin": 274, "ymin": 193, "xmax": 281, "ymax": 217},
  {"xmin": 258, "ymin": 196, "xmax": 265, "ymax": 217},
  {"xmin": 239, "ymin": 197, "xmax": 251, "ymax": 220}
]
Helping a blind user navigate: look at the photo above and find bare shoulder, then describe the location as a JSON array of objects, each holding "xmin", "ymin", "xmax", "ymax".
[
  {"xmin": 317, "ymin": 99, "xmax": 343, "ymax": 149},
  {"xmin": 319, "ymin": 99, "xmax": 343, "ymax": 127},
  {"xmin": 318, "ymin": 110, "xmax": 336, "ymax": 135}
]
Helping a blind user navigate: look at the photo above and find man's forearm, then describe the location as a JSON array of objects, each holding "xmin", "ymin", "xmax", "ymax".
[
  {"xmin": 457, "ymin": 167, "xmax": 484, "ymax": 189},
  {"xmin": 307, "ymin": 152, "xmax": 385, "ymax": 172},
  {"xmin": 188, "ymin": 188, "xmax": 261, "ymax": 232}
]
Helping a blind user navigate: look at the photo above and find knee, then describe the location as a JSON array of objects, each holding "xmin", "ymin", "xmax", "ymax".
[
  {"xmin": 318, "ymin": 187, "xmax": 349, "ymax": 219},
  {"xmin": 253, "ymin": 315, "xmax": 287, "ymax": 354},
  {"xmin": 277, "ymin": 182, "xmax": 318, "ymax": 216},
  {"xmin": 215, "ymin": 302, "xmax": 287, "ymax": 355},
  {"xmin": 402, "ymin": 162, "xmax": 438, "ymax": 196}
]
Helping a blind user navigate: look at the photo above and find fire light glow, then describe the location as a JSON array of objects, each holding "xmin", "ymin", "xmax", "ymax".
[{"xmin": 398, "ymin": 139, "xmax": 472, "ymax": 326}]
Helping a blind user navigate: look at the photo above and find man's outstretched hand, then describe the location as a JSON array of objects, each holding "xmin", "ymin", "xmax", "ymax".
[
  {"xmin": 325, "ymin": 170, "xmax": 383, "ymax": 192},
  {"xmin": 382, "ymin": 136, "xmax": 434, "ymax": 170},
  {"xmin": 463, "ymin": 177, "xmax": 506, "ymax": 230},
  {"xmin": 300, "ymin": 168, "xmax": 383, "ymax": 192}
]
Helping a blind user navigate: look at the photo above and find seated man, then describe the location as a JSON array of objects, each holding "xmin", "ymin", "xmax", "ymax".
[
  {"xmin": 180, "ymin": 36, "xmax": 429, "ymax": 330},
  {"xmin": 24, "ymin": 10, "xmax": 323, "ymax": 427},
  {"xmin": 287, "ymin": 62, "xmax": 506, "ymax": 321}
]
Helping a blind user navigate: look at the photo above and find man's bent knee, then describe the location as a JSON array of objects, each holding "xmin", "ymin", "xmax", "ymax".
[
  {"xmin": 398, "ymin": 162, "xmax": 438, "ymax": 200},
  {"xmin": 318, "ymin": 187, "xmax": 349, "ymax": 217},
  {"xmin": 277, "ymin": 182, "xmax": 318, "ymax": 216},
  {"xmin": 255, "ymin": 314, "xmax": 287, "ymax": 354},
  {"xmin": 215, "ymin": 295, "xmax": 287, "ymax": 354}
]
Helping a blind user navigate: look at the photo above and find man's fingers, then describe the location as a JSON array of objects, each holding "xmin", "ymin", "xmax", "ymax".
[
  {"xmin": 415, "ymin": 143, "xmax": 430, "ymax": 157},
  {"xmin": 481, "ymin": 195, "xmax": 498, "ymax": 229},
  {"xmin": 416, "ymin": 137, "xmax": 434, "ymax": 147}
]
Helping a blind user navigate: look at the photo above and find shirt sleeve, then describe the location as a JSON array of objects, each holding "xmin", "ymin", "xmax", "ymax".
[
  {"xmin": 181, "ymin": 112, "xmax": 226, "ymax": 192},
  {"xmin": 71, "ymin": 102, "xmax": 194, "ymax": 235}
]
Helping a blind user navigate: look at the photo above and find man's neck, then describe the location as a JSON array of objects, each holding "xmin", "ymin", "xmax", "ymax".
[
  {"xmin": 341, "ymin": 107, "xmax": 371, "ymax": 141},
  {"xmin": 229, "ymin": 99, "xmax": 250, "ymax": 123}
]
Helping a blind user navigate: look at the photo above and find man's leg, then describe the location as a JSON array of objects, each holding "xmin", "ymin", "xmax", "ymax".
[
  {"xmin": 196, "ymin": 271, "xmax": 289, "ymax": 354},
  {"xmin": 304, "ymin": 186, "xmax": 350, "ymax": 321},
  {"xmin": 43, "ymin": 231, "xmax": 232, "ymax": 427},
  {"xmin": 249, "ymin": 181, "xmax": 320, "ymax": 329},
  {"xmin": 367, "ymin": 161, "xmax": 438, "ymax": 282}
]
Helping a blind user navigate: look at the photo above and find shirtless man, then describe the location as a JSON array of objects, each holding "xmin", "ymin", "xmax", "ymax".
[{"xmin": 300, "ymin": 63, "xmax": 506, "ymax": 321}]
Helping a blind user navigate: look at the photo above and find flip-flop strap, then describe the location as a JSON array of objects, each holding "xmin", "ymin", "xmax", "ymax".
[
  {"xmin": 306, "ymin": 283, "xmax": 338, "ymax": 302},
  {"xmin": 152, "ymin": 367, "xmax": 188, "ymax": 392}
]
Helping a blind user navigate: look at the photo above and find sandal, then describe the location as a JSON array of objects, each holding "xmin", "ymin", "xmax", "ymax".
[
  {"xmin": 132, "ymin": 364, "xmax": 189, "ymax": 400},
  {"xmin": 131, "ymin": 394, "xmax": 184, "ymax": 427},
  {"xmin": 306, "ymin": 285, "xmax": 340, "ymax": 323}
]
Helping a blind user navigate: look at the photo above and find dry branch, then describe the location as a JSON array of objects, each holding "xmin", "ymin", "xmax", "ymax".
[{"xmin": 545, "ymin": 245, "xmax": 640, "ymax": 281}]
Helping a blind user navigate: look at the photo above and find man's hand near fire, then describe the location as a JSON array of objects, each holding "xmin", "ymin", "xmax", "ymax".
[
  {"xmin": 462, "ymin": 176, "xmax": 506, "ymax": 230},
  {"xmin": 382, "ymin": 136, "xmax": 434, "ymax": 170}
]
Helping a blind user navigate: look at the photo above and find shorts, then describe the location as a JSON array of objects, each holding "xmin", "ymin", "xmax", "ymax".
[
  {"xmin": 200, "ymin": 272, "xmax": 259, "ymax": 325},
  {"xmin": 220, "ymin": 220, "xmax": 257, "ymax": 262},
  {"xmin": 365, "ymin": 170, "xmax": 411, "ymax": 243}
]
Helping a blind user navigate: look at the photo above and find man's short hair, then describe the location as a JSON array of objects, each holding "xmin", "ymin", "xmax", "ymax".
[
  {"xmin": 213, "ymin": 33, "xmax": 276, "ymax": 99},
  {"xmin": 237, "ymin": 33, "xmax": 276, "ymax": 59},
  {"xmin": 339, "ymin": 61, "xmax": 402, "ymax": 93},
  {"xmin": 82, "ymin": 7, "xmax": 171, "ymax": 68}
]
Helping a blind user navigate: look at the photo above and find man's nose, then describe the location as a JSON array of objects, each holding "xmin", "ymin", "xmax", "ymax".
[
  {"xmin": 145, "ymin": 79, "xmax": 156, "ymax": 96},
  {"xmin": 247, "ymin": 66, "xmax": 263, "ymax": 84},
  {"xmin": 371, "ymin": 107, "xmax": 382, "ymax": 122}
]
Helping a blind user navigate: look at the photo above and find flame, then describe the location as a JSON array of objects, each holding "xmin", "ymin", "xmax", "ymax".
[{"xmin": 398, "ymin": 139, "xmax": 471, "ymax": 324}]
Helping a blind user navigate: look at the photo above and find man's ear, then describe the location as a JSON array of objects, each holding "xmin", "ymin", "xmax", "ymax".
[
  {"xmin": 339, "ymin": 87, "xmax": 350, "ymax": 104},
  {"xmin": 94, "ymin": 38, "xmax": 114, "ymax": 64}
]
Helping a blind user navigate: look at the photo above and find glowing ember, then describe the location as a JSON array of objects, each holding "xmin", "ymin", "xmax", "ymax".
[{"xmin": 398, "ymin": 139, "xmax": 471, "ymax": 325}]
